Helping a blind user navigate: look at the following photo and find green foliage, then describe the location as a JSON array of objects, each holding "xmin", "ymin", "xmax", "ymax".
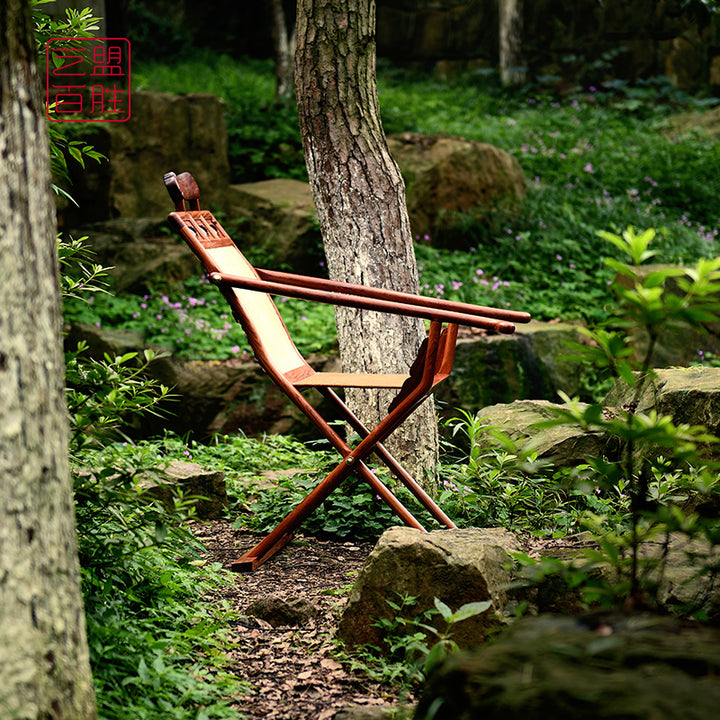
[
  {"xmin": 32, "ymin": 0, "xmax": 100, "ymax": 56},
  {"xmin": 66, "ymin": 345, "xmax": 174, "ymax": 451},
  {"xmin": 63, "ymin": 274, "xmax": 337, "ymax": 361},
  {"xmin": 438, "ymin": 409, "xmax": 638, "ymax": 539},
  {"xmin": 58, "ymin": 234, "xmax": 109, "ymax": 301},
  {"xmin": 75, "ymin": 443, "xmax": 246, "ymax": 719},
  {"xmin": 514, "ymin": 227, "xmax": 720, "ymax": 612},
  {"xmin": 60, "ymin": 237, "xmax": 245, "ymax": 719},
  {"xmin": 133, "ymin": 54, "xmax": 305, "ymax": 183},
  {"xmin": 338, "ymin": 594, "xmax": 491, "ymax": 692},
  {"xmin": 240, "ymin": 469, "xmax": 422, "ymax": 542}
]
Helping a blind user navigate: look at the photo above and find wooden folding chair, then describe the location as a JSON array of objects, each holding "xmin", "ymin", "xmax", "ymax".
[{"xmin": 163, "ymin": 171, "xmax": 531, "ymax": 570}]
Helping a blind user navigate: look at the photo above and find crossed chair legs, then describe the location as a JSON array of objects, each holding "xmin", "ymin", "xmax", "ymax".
[{"xmin": 231, "ymin": 321, "xmax": 457, "ymax": 571}]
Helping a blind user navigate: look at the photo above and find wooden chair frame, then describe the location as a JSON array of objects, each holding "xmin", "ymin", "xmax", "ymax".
[{"xmin": 164, "ymin": 171, "xmax": 531, "ymax": 571}]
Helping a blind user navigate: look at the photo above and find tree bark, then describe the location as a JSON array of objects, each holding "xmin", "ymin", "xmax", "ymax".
[
  {"xmin": 499, "ymin": 0, "xmax": 526, "ymax": 85},
  {"xmin": 0, "ymin": 1, "xmax": 98, "ymax": 717},
  {"xmin": 271, "ymin": 0, "xmax": 296, "ymax": 101},
  {"xmin": 295, "ymin": 0, "xmax": 439, "ymax": 491}
]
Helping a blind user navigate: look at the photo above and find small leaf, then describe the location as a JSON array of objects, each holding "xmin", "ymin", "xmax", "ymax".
[
  {"xmin": 154, "ymin": 521, "xmax": 168, "ymax": 544},
  {"xmin": 448, "ymin": 600, "xmax": 492, "ymax": 624},
  {"xmin": 433, "ymin": 597, "xmax": 452, "ymax": 621}
]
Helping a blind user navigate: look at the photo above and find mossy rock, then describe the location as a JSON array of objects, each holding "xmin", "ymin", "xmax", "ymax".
[{"xmin": 416, "ymin": 613, "xmax": 720, "ymax": 720}]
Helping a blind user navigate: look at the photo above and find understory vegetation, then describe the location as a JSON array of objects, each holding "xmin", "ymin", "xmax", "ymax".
[{"xmin": 59, "ymin": 51, "xmax": 720, "ymax": 712}]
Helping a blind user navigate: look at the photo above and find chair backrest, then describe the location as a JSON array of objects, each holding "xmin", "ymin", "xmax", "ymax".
[{"xmin": 164, "ymin": 172, "xmax": 311, "ymax": 378}]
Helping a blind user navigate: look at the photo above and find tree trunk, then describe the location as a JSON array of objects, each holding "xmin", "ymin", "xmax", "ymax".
[
  {"xmin": 0, "ymin": 1, "xmax": 98, "ymax": 717},
  {"xmin": 499, "ymin": 0, "xmax": 526, "ymax": 85},
  {"xmin": 295, "ymin": 0, "xmax": 439, "ymax": 491},
  {"xmin": 271, "ymin": 0, "xmax": 296, "ymax": 101}
]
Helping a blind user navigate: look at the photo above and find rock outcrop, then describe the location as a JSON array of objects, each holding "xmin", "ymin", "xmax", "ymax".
[
  {"xmin": 472, "ymin": 399, "xmax": 610, "ymax": 467},
  {"xmin": 66, "ymin": 320, "xmax": 585, "ymax": 440},
  {"xmin": 337, "ymin": 527, "xmax": 520, "ymax": 650},
  {"xmin": 436, "ymin": 321, "xmax": 589, "ymax": 417},
  {"xmin": 603, "ymin": 366, "xmax": 720, "ymax": 461},
  {"xmin": 224, "ymin": 179, "xmax": 324, "ymax": 273},
  {"xmin": 60, "ymin": 91, "xmax": 229, "ymax": 227}
]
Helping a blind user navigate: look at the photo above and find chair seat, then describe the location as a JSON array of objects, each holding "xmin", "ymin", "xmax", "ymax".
[{"xmin": 288, "ymin": 370, "xmax": 410, "ymax": 388}]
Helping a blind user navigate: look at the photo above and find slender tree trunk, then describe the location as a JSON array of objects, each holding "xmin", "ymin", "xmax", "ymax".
[
  {"xmin": 0, "ymin": 1, "xmax": 98, "ymax": 717},
  {"xmin": 499, "ymin": 0, "xmax": 526, "ymax": 85},
  {"xmin": 295, "ymin": 0, "xmax": 439, "ymax": 491},
  {"xmin": 271, "ymin": 0, "xmax": 296, "ymax": 100}
]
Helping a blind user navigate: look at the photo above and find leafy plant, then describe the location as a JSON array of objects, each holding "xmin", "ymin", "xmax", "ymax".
[
  {"xmin": 339, "ymin": 594, "xmax": 491, "ymax": 691},
  {"xmin": 521, "ymin": 227, "xmax": 720, "ymax": 611},
  {"xmin": 66, "ymin": 345, "xmax": 174, "ymax": 451},
  {"xmin": 439, "ymin": 411, "xmax": 588, "ymax": 537},
  {"xmin": 240, "ymin": 469, "xmax": 431, "ymax": 541}
]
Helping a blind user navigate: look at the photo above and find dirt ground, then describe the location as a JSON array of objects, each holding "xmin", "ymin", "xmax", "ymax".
[{"xmin": 192, "ymin": 521, "xmax": 409, "ymax": 720}]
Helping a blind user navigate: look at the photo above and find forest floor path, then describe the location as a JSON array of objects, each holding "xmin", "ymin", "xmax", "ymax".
[{"xmin": 193, "ymin": 521, "xmax": 409, "ymax": 720}]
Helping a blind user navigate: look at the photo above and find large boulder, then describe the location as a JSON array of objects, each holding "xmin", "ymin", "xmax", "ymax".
[
  {"xmin": 473, "ymin": 399, "xmax": 611, "ymax": 467},
  {"xmin": 415, "ymin": 613, "xmax": 720, "ymax": 720},
  {"xmin": 60, "ymin": 91, "xmax": 230, "ymax": 227},
  {"xmin": 224, "ymin": 179, "xmax": 324, "ymax": 272},
  {"xmin": 436, "ymin": 321, "xmax": 590, "ymax": 420},
  {"xmin": 603, "ymin": 366, "xmax": 720, "ymax": 460},
  {"xmin": 336, "ymin": 527, "xmax": 520, "ymax": 650},
  {"xmin": 387, "ymin": 133, "xmax": 526, "ymax": 248}
]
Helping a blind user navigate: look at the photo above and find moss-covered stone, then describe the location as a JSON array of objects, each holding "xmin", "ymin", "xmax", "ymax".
[
  {"xmin": 475, "ymin": 399, "xmax": 611, "ymax": 466},
  {"xmin": 416, "ymin": 614, "xmax": 720, "ymax": 720},
  {"xmin": 224, "ymin": 179, "xmax": 324, "ymax": 273},
  {"xmin": 436, "ymin": 321, "xmax": 590, "ymax": 423},
  {"xmin": 387, "ymin": 134, "xmax": 526, "ymax": 248},
  {"xmin": 603, "ymin": 367, "xmax": 720, "ymax": 460}
]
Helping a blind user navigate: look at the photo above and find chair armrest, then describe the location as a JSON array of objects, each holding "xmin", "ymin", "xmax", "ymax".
[
  {"xmin": 210, "ymin": 271, "xmax": 521, "ymax": 334},
  {"xmin": 256, "ymin": 268, "xmax": 531, "ymax": 325}
]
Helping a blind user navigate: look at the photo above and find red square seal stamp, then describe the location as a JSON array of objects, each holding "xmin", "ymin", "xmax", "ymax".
[{"xmin": 46, "ymin": 38, "xmax": 131, "ymax": 122}]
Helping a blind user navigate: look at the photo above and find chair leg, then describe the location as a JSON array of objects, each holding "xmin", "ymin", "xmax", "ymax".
[
  {"xmin": 319, "ymin": 387, "xmax": 457, "ymax": 529},
  {"xmin": 230, "ymin": 440, "xmax": 425, "ymax": 572},
  {"xmin": 232, "ymin": 323, "xmax": 448, "ymax": 571}
]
